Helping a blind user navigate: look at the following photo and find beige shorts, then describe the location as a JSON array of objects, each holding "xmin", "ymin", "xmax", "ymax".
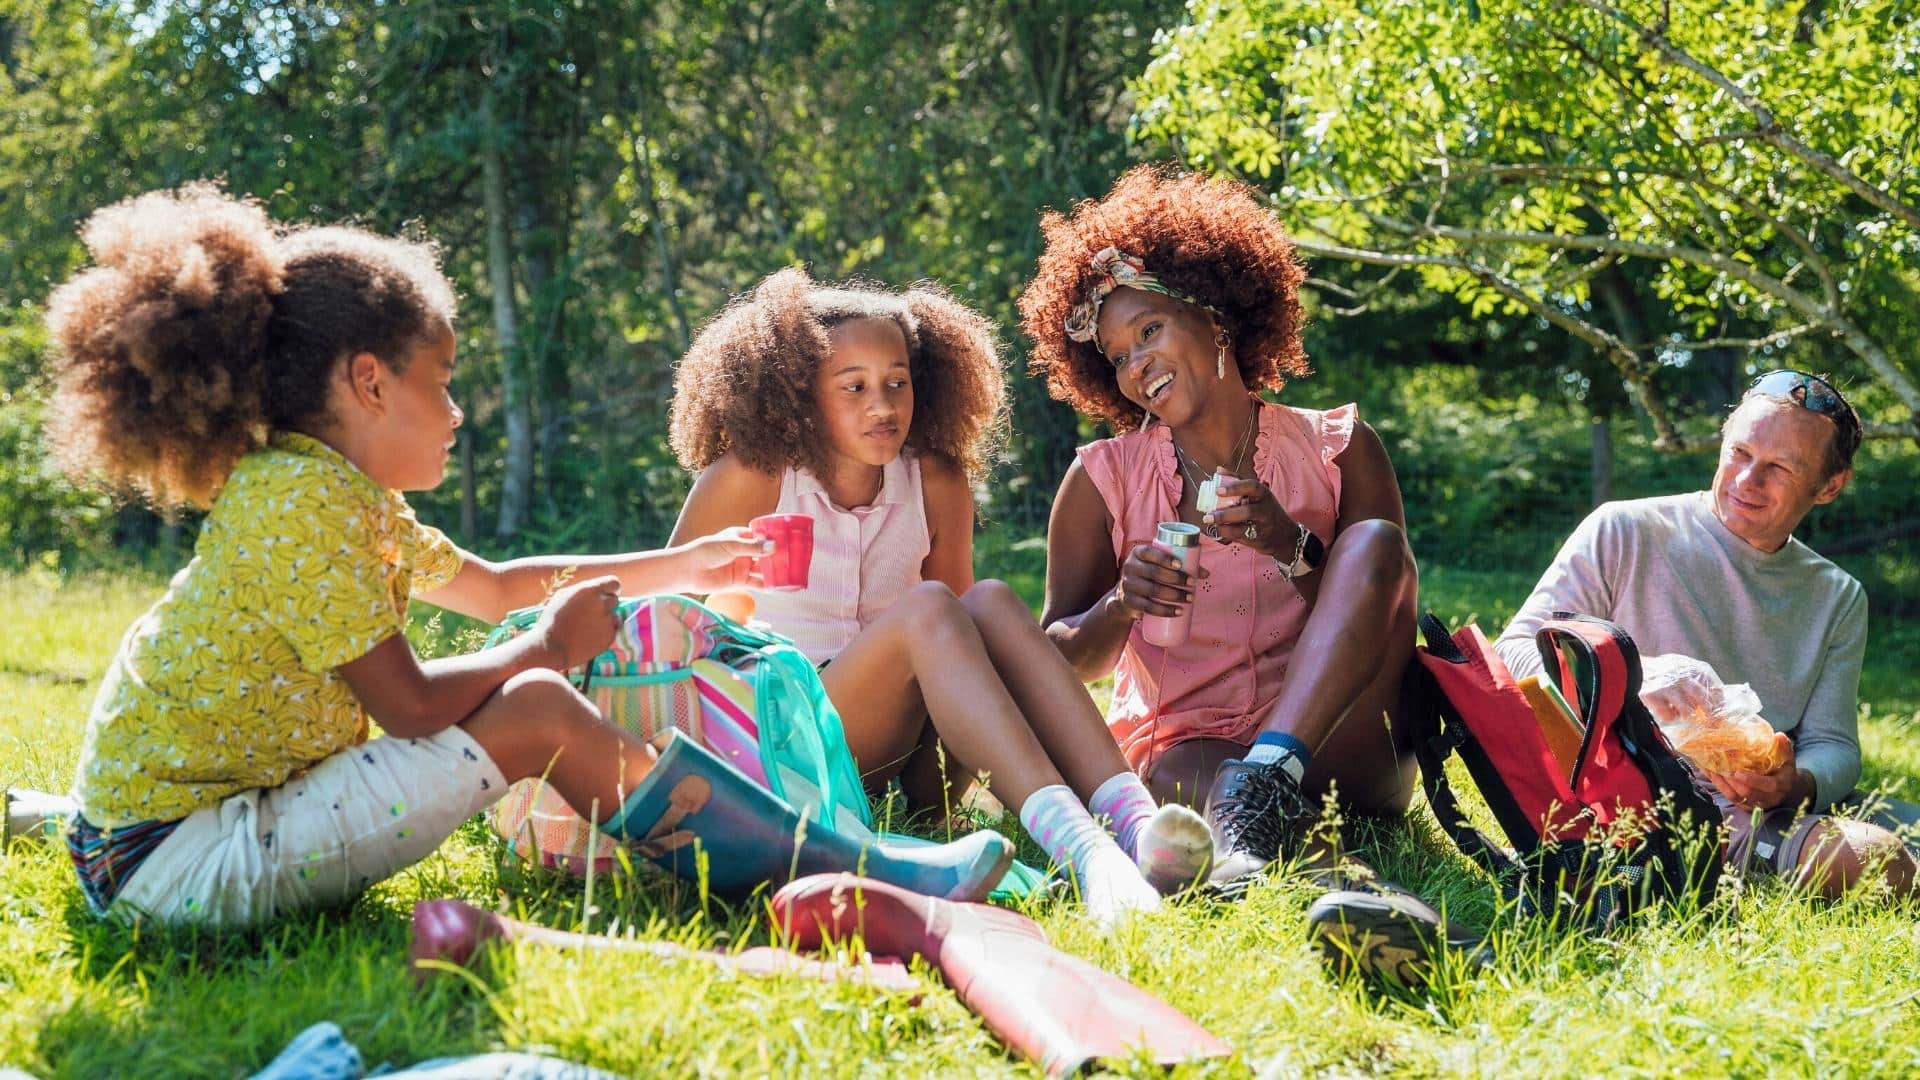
[{"xmin": 113, "ymin": 727, "xmax": 506, "ymax": 928}]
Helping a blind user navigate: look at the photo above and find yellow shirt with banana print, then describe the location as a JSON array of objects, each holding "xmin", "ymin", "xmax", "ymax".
[{"xmin": 72, "ymin": 432, "xmax": 463, "ymax": 829}]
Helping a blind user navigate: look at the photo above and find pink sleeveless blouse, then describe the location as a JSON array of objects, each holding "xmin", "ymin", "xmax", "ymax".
[
  {"xmin": 1077, "ymin": 402, "xmax": 1357, "ymax": 771},
  {"xmin": 746, "ymin": 454, "xmax": 931, "ymax": 664}
]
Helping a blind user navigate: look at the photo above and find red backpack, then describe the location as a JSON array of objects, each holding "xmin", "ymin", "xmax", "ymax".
[{"xmin": 1408, "ymin": 611, "xmax": 1724, "ymax": 928}]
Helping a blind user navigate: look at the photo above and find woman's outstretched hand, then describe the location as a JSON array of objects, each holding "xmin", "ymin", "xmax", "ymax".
[
  {"xmin": 1108, "ymin": 542, "xmax": 1197, "ymax": 621},
  {"xmin": 1201, "ymin": 475, "xmax": 1299, "ymax": 558}
]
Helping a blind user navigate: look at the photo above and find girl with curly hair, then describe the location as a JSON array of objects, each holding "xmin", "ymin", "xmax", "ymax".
[
  {"xmin": 41, "ymin": 184, "xmax": 808, "ymax": 928},
  {"xmin": 1021, "ymin": 167, "xmax": 1475, "ymax": 976},
  {"xmin": 669, "ymin": 267, "xmax": 1213, "ymax": 922}
]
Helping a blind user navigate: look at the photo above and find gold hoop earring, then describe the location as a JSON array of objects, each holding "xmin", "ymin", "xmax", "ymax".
[{"xmin": 1215, "ymin": 330, "xmax": 1231, "ymax": 381}]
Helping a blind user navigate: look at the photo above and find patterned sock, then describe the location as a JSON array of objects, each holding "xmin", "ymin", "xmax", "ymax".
[
  {"xmin": 1247, "ymin": 731, "xmax": 1311, "ymax": 782},
  {"xmin": 1018, "ymin": 784, "xmax": 1160, "ymax": 925},
  {"xmin": 1088, "ymin": 772, "xmax": 1158, "ymax": 854},
  {"xmin": 1088, "ymin": 772, "xmax": 1212, "ymax": 894}
]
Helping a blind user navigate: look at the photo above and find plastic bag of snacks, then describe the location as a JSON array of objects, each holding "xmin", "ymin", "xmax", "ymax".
[{"xmin": 1640, "ymin": 654, "xmax": 1792, "ymax": 775}]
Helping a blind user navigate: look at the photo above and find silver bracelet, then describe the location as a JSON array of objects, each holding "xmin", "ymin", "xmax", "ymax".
[{"xmin": 1277, "ymin": 523, "xmax": 1316, "ymax": 581}]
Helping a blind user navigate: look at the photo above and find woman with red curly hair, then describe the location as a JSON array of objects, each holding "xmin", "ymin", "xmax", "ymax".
[
  {"xmin": 669, "ymin": 267, "xmax": 1213, "ymax": 924},
  {"xmin": 1023, "ymin": 168, "xmax": 1473, "ymax": 977}
]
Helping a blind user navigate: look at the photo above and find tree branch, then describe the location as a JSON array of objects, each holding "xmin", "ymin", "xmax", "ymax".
[
  {"xmin": 1575, "ymin": 0, "xmax": 1920, "ymax": 234},
  {"xmin": 1289, "ymin": 235, "xmax": 1691, "ymax": 449},
  {"xmin": 1626, "ymin": 324, "xmax": 1814, "ymax": 353},
  {"xmin": 1294, "ymin": 234, "xmax": 1920, "ymax": 447},
  {"xmin": 1818, "ymin": 516, "xmax": 1920, "ymax": 556},
  {"xmin": 1356, "ymin": 160, "xmax": 1844, "ymax": 309},
  {"xmin": 1363, "ymin": 215, "xmax": 1920, "ymax": 422}
]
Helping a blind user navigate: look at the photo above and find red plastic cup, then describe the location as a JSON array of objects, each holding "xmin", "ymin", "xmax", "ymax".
[{"xmin": 750, "ymin": 513, "xmax": 815, "ymax": 590}]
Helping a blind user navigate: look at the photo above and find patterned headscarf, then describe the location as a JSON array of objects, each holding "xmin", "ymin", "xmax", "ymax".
[{"xmin": 1063, "ymin": 246, "xmax": 1220, "ymax": 344}]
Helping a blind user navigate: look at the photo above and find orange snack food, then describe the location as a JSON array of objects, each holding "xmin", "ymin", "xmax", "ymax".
[{"xmin": 1659, "ymin": 705, "xmax": 1792, "ymax": 776}]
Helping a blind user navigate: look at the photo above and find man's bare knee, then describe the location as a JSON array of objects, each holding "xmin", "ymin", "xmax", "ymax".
[
  {"xmin": 1810, "ymin": 819, "xmax": 1918, "ymax": 897},
  {"xmin": 1795, "ymin": 819, "xmax": 1877, "ymax": 896}
]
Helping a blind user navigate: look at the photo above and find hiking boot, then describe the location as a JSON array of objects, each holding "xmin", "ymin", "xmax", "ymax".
[
  {"xmin": 1306, "ymin": 887, "xmax": 1492, "ymax": 988},
  {"xmin": 1203, "ymin": 758, "xmax": 1315, "ymax": 889}
]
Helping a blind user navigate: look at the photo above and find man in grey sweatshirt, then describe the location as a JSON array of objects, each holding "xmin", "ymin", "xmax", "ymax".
[{"xmin": 1496, "ymin": 370, "xmax": 1914, "ymax": 897}]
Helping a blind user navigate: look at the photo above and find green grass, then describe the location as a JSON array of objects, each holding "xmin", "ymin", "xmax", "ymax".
[{"xmin": 4, "ymin": 565, "xmax": 1920, "ymax": 1077}]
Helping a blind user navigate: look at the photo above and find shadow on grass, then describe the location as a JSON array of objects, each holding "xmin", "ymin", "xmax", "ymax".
[{"xmin": 42, "ymin": 886, "xmax": 503, "ymax": 1078}]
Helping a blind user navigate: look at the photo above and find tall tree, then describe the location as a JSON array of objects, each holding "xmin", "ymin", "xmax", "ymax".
[{"xmin": 1133, "ymin": 0, "xmax": 1920, "ymax": 448}]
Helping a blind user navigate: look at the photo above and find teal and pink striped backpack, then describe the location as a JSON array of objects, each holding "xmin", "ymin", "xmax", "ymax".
[{"xmin": 485, "ymin": 594, "xmax": 872, "ymax": 874}]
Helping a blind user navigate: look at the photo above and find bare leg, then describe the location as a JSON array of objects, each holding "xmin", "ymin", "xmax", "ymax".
[
  {"xmin": 819, "ymin": 582, "xmax": 1063, "ymax": 811},
  {"xmin": 1250, "ymin": 518, "xmax": 1418, "ymax": 812},
  {"xmin": 459, "ymin": 668, "xmax": 662, "ymax": 824},
  {"xmin": 823, "ymin": 583, "xmax": 1162, "ymax": 919},
  {"xmin": 1152, "ymin": 522, "xmax": 1416, "ymax": 815},
  {"xmin": 1145, "ymin": 739, "xmax": 1243, "ymax": 810},
  {"xmin": 959, "ymin": 580, "xmax": 1132, "ymax": 799},
  {"xmin": 1190, "ymin": 522, "xmax": 1417, "ymax": 890},
  {"xmin": 1792, "ymin": 818, "xmax": 1917, "ymax": 900},
  {"xmin": 962, "ymin": 580, "xmax": 1213, "ymax": 892},
  {"xmin": 895, "ymin": 712, "xmax": 975, "ymax": 821}
]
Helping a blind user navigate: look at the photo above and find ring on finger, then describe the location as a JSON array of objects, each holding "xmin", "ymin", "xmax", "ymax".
[{"xmin": 1244, "ymin": 521, "xmax": 1259, "ymax": 540}]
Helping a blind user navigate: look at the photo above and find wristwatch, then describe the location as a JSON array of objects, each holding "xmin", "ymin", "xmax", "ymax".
[{"xmin": 1277, "ymin": 523, "xmax": 1325, "ymax": 581}]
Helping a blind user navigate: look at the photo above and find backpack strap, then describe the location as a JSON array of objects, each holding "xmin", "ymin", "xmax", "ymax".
[{"xmin": 1409, "ymin": 618, "xmax": 1529, "ymax": 899}]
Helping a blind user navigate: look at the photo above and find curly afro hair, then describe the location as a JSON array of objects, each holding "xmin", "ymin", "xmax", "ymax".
[
  {"xmin": 670, "ymin": 266, "xmax": 1007, "ymax": 483},
  {"xmin": 1018, "ymin": 165, "xmax": 1310, "ymax": 431},
  {"xmin": 45, "ymin": 182, "xmax": 455, "ymax": 509}
]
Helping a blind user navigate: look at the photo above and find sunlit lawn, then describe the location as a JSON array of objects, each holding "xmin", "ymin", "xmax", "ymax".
[{"xmin": 3, "ymin": 563, "xmax": 1918, "ymax": 1077}]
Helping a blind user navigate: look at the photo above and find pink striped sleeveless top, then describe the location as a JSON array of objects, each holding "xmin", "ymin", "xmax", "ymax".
[
  {"xmin": 1077, "ymin": 402, "xmax": 1357, "ymax": 772},
  {"xmin": 747, "ymin": 454, "xmax": 931, "ymax": 663}
]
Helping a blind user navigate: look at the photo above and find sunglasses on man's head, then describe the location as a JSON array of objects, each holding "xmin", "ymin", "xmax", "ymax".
[{"xmin": 1747, "ymin": 368, "xmax": 1863, "ymax": 460}]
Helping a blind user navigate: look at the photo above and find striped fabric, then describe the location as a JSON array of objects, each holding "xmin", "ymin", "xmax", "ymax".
[
  {"xmin": 486, "ymin": 595, "xmax": 781, "ymax": 873},
  {"xmin": 66, "ymin": 814, "xmax": 181, "ymax": 914}
]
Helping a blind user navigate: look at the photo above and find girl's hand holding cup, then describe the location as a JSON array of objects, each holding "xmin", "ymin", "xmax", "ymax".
[
  {"xmin": 535, "ymin": 574, "xmax": 626, "ymax": 669},
  {"xmin": 748, "ymin": 513, "xmax": 815, "ymax": 591},
  {"xmin": 676, "ymin": 527, "xmax": 774, "ymax": 592}
]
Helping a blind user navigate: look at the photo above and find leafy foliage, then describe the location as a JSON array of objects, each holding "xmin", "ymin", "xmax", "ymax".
[
  {"xmin": 0, "ymin": 0, "xmax": 1179, "ymax": 556},
  {"xmin": 1135, "ymin": 0, "xmax": 1920, "ymax": 446}
]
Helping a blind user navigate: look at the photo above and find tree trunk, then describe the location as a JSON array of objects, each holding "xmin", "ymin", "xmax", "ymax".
[
  {"xmin": 482, "ymin": 90, "xmax": 533, "ymax": 541},
  {"xmin": 459, "ymin": 418, "xmax": 478, "ymax": 541},
  {"xmin": 516, "ymin": 182, "xmax": 572, "ymax": 514},
  {"xmin": 1590, "ymin": 416, "xmax": 1614, "ymax": 507},
  {"xmin": 631, "ymin": 123, "xmax": 692, "ymax": 352},
  {"xmin": 1582, "ymin": 266, "xmax": 1645, "ymax": 506}
]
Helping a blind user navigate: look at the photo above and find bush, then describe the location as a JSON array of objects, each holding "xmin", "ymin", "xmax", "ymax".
[{"xmin": 0, "ymin": 390, "xmax": 114, "ymax": 565}]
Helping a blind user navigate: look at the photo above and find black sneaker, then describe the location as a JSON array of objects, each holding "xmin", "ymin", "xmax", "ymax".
[
  {"xmin": 1203, "ymin": 758, "xmax": 1315, "ymax": 889},
  {"xmin": 1306, "ymin": 887, "xmax": 1491, "ymax": 988}
]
